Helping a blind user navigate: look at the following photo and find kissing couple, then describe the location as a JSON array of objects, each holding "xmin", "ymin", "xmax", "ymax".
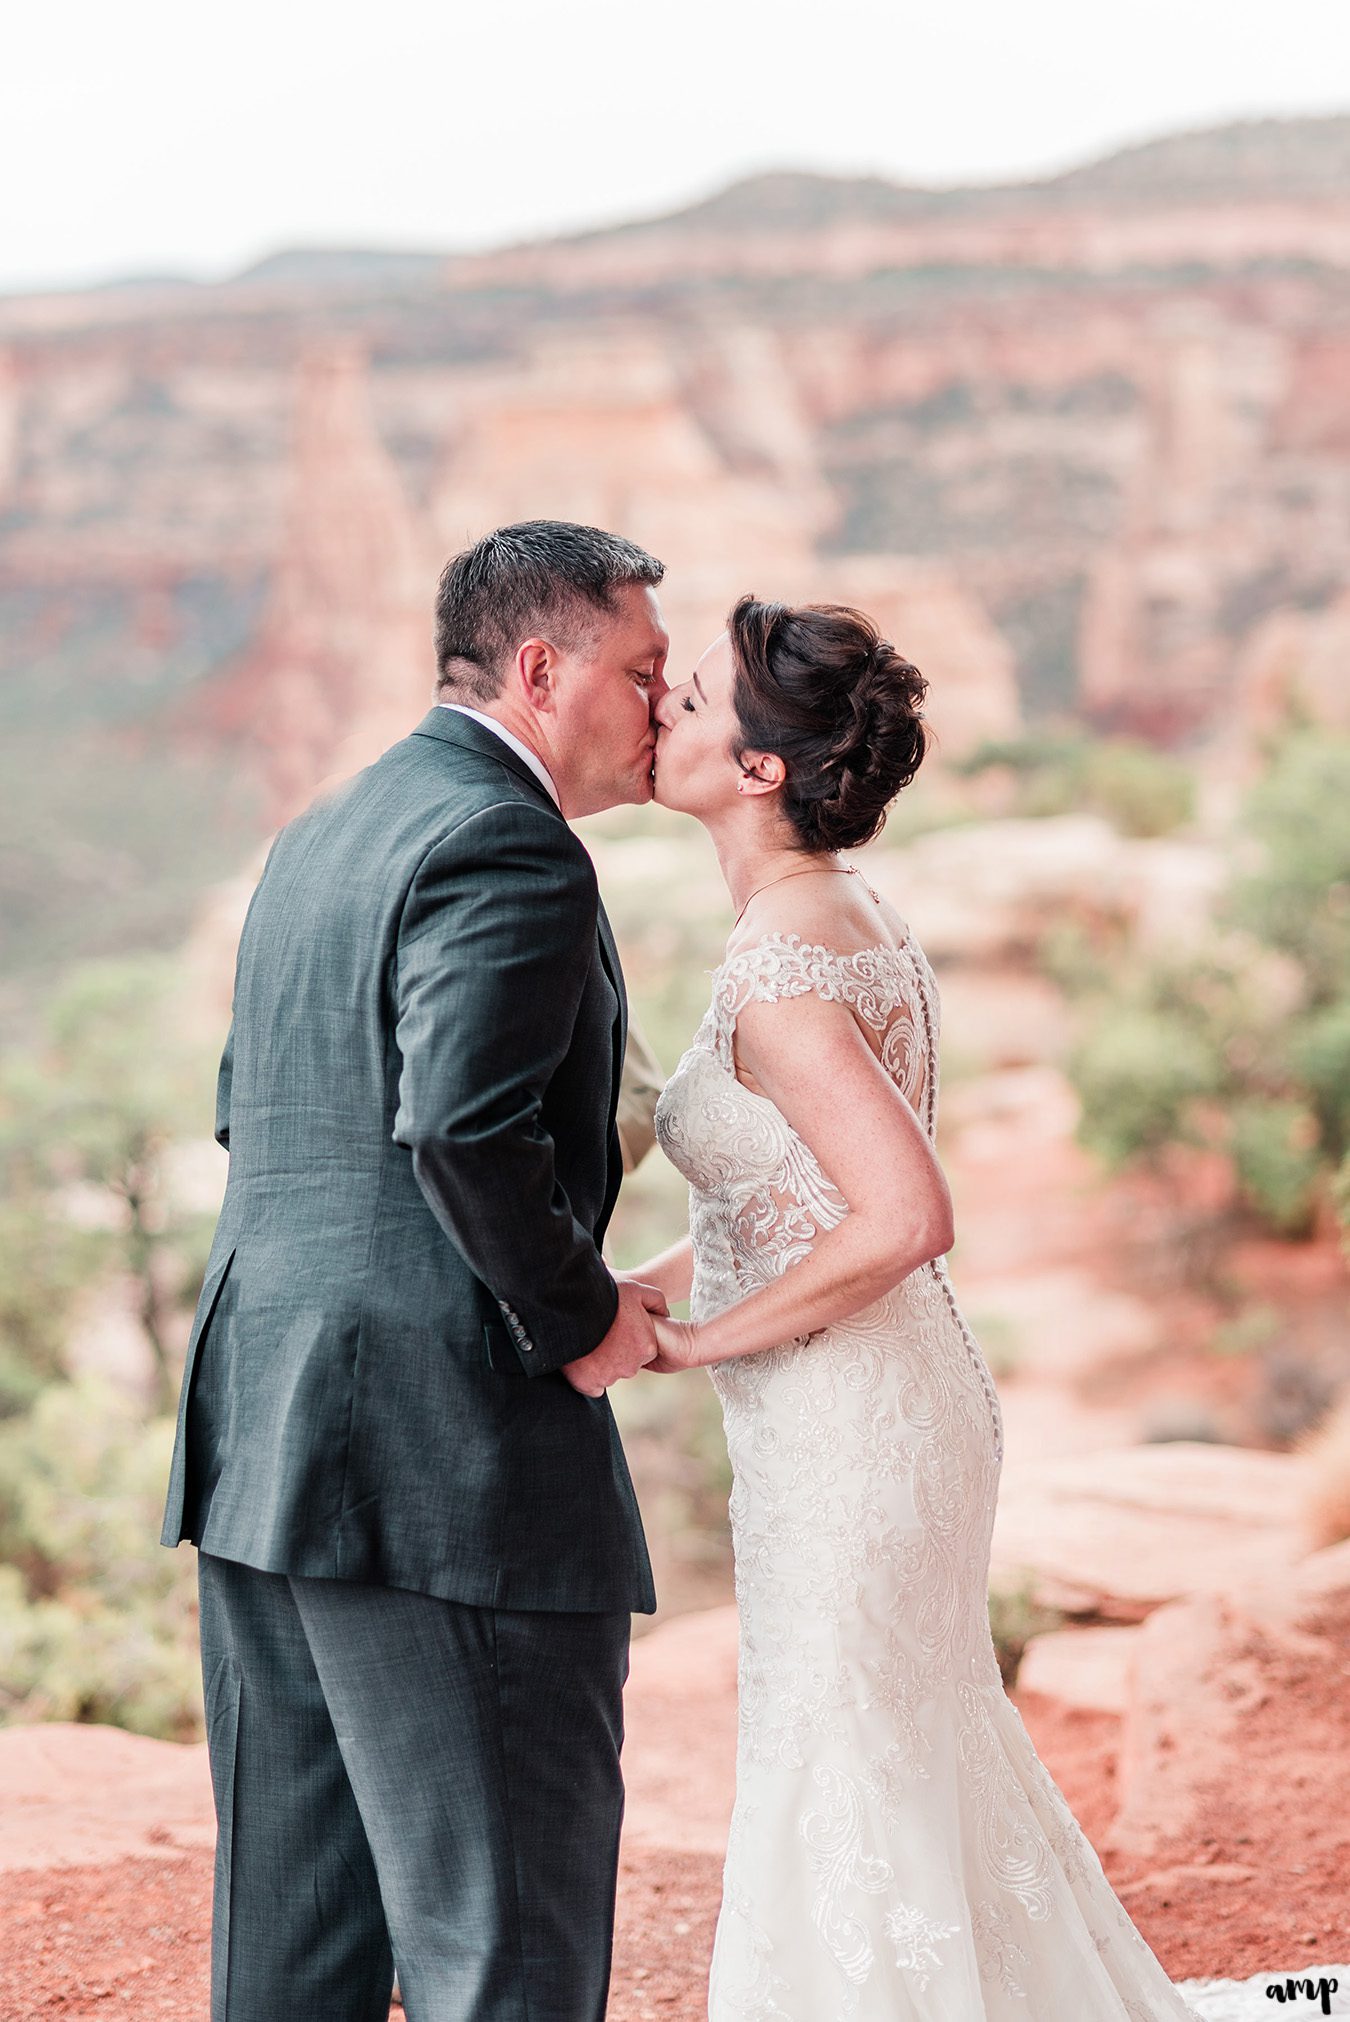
[{"xmin": 163, "ymin": 521, "xmax": 1200, "ymax": 2020}]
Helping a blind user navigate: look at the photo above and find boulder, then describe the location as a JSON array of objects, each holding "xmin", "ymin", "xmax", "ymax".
[
  {"xmin": 0, "ymin": 1722, "xmax": 212, "ymax": 1874},
  {"xmin": 1017, "ymin": 1623, "xmax": 1141, "ymax": 1716},
  {"xmin": 1108, "ymin": 1537, "xmax": 1350, "ymax": 1866},
  {"xmin": 867, "ymin": 817, "xmax": 1226, "ymax": 968},
  {"xmin": 991, "ymin": 1441, "xmax": 1308, "ymax": 1620}
]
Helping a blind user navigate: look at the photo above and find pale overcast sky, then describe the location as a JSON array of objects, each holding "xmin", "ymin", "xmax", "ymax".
[{"xmin": 3, "ymin": 0, "xmax": 1347, "ymax": 294}]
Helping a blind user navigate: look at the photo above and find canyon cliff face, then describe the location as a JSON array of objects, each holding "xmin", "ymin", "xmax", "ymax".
[
  {"xmin": 194, "ymin": 344, "xmax": 436, "ymax": 821},
  {"xmin": 1, "ymin": 114, "xmax": 1347, "ymax": 925}
]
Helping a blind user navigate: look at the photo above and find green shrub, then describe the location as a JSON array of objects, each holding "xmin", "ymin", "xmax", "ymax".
[
  {"xmin": 963, "ymin": 1310, "xmax": 1023, "ymax": 1380},
  {"xmin": 1206, "ymin": 1305, "xmax": 1281, "ymax": 1358},
  {"xmin": 1140, "ymin": 1403, "xmax": 1226, "ymax": 1444},
  {"xmin": 0, "ymin": 1377, "xmax": 200, "ymax": 1738},
  {"xmin": 1227, "ymin": 731, "xmax": 1350, "ymax": 1006},
  {"xmin": 956, "ymin": 734, "xmax": 1195, "ymax": 837},
  {"xmin": 1036, "ymin": 918, "xmax": 1119, "ymax": 999},
  {"xmin": 1076, "ymin": 738, "xmax": 1195, "ymax": 839},
  {"xmin": 1289, "ymin": 1002, "xmax": 1350, "ymax": 1164},
  {"xmin": 1069, "ymin": 1007, "xmax": 1224, "ymax": 1168},
  {"xmin": 1333, "ymin": 1152, "xmax": 1350, "ymax": 1255},
  {"xmin": 1229, "ymin": 1099, "xmax": 1322, "ymax": 1238},
  {"xmin": 0, "ymin": 954, "xmax": 217, "ymax": 1413},
  {"xmin": 987, "ymin": 1576, "xmax": 1063, "ymax": 1687},
  {"xmin": 0, "ymin": 1199, "xmax": 96, "ymax": 1416},
  {"xmin": 1055, "ymin": 730, "xmax": 1350, "ymax": 1244}
]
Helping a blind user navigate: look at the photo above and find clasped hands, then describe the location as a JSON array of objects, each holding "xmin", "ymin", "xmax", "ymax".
[{"xmin": 560, "ymin": 1274, "xmax": 698, "ymax": 1399}]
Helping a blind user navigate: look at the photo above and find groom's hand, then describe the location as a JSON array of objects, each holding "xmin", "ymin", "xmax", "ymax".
[{"xmin": 560, "ymin": 1279, "xmax": 668, "ymax": 1398}]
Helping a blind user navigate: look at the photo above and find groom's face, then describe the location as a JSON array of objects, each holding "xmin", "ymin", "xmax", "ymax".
[{"xmin": 550, "ymin": 584, "xmax": 670, "ymax": 815}]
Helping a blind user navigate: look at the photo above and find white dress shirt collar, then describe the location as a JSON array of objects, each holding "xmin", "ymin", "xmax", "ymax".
[{"xmin": 437, "ymin": 702, "xmax": 560, "ymax": 809}]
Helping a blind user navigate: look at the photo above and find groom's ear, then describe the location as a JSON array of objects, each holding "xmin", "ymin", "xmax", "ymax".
[{"xmin": 517, "ymin": 637, "xmax": 559, "ymax": 712}]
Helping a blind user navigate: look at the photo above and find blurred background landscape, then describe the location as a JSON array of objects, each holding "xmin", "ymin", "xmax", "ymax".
[{"xmin": 1, "ymin": 107, "xmax": 1348, "ymax": 1758}]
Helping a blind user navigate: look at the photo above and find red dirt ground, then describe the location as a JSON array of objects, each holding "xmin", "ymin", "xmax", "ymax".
[{"xmin": 1, "ymin": 1689, "xmax": 1342, "ymax": 2022}]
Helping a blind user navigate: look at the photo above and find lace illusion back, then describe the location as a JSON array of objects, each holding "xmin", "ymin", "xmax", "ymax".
[{"xmin": 654, "ymin": 911, "xmax": 1198, "ymax": 2021}]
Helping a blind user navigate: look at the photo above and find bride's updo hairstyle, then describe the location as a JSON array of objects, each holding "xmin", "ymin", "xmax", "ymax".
[{"xmin": 726, "ymin": 594, "xmax": 930, "ymax": 851}]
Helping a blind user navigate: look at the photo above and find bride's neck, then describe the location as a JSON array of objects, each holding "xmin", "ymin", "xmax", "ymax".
[{"xmin": 707, "ymin": 814, "xmax": 818, "ymax": 924}]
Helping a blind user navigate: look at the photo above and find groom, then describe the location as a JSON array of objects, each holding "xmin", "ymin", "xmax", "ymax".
[{"xmin": 161, "ymin": 521, "xmax": 672, "ymax": 2021}]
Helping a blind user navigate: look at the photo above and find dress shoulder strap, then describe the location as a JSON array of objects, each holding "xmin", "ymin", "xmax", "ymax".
[
  {"xmin": 709, "ymin": 932, "xmax": 905, "ymax": 1043},
  {"xmin": 707, "ymin": 931, "xmax": 941, "ymax": 1137}
]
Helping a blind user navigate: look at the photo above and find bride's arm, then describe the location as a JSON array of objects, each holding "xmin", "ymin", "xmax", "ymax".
[
  {"xmin": 620, "ymin": 1234, "xmax": 694, "ymax": 1307},
  {"xmin": 661, "ymin": 991, "xmax": 953, "ymax": 1369}
]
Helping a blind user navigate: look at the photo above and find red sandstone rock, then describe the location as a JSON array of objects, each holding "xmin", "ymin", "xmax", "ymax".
[
  {"xmin": 868, "ymin": 816, "xmax": 1228, "ymax": 968},
  {"xmin": 196, "ymin": 343, "xmax": 436, "ymax": 828},
  {"xmin": 8, "ymin": 126, "xmax": 1350, "ymax": 834},
  {"xmin": 990, "ymin": 1441, "xmax": 1308, "ymax": 1619},
  {"xmin": 1107, "ymin": 1537, "xmax": 1350, "ymax": 1866},
  {"xmin": 1017, "ymin": 1622, "xmax": 1142, "ymax": 1716},
  {"xmin": 0, "ymin": 1722, "xmax": 213, "ymax": 1874}
]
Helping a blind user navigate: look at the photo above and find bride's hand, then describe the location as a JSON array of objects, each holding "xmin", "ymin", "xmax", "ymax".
[{"xmin": 647, "ymin": 1315, "xmax": 700, "ymax": 1374}]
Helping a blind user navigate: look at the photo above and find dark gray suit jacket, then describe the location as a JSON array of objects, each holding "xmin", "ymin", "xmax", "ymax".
[{"xmin": 161, "ymin": 706, "xmax": 656, "ymax": 1614}]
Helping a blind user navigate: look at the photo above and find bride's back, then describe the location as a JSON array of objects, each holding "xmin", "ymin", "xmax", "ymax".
[{"xmin": 722, "ymin": 865, "xmax": 920, "ymax": 1098}]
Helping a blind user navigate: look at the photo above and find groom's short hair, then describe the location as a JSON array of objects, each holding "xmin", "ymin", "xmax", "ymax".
[{"xmin": 435, "ymin": 521, "xmax": 666, "ymax": 703}]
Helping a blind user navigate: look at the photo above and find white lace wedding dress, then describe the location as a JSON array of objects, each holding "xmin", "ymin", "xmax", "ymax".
[{"xmin": 653, "ymin": 920, "xmax": 1199, "ymax": 2022}]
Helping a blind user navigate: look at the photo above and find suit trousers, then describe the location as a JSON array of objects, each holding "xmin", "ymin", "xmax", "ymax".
[{"xmin": 196, "ymin": 1551, "xmax": 631, "ymax": 2022}]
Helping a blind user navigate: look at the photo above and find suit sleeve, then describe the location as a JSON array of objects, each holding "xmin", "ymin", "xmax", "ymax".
[{"xmin": 391, "ymin": 801, "xmax": 619, "ymax": 1376}]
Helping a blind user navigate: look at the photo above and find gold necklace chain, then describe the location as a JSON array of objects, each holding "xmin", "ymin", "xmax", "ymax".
[{"xmin": 732, "ymin": 862, "xmax": 858, "ymax": 931}]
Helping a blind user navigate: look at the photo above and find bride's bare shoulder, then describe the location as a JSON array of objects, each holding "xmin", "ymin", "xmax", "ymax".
[{"xmin": 723, "ymin": 869, "xmax": 909, "ymax": 967}]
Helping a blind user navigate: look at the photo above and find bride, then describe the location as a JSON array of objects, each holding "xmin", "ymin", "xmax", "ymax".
[{"xmin": 629, "ymin": 595, "xmax": 1197, "ymax": 2020}]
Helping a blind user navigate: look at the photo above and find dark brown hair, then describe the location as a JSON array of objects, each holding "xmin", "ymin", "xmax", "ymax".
[
  {"xmin": 435, "ymin": 520, "xmax": 666, "ymax": 703},
  {"xmin": 727, "ymin": 595, "xmax": 929, "ymax": 851}
]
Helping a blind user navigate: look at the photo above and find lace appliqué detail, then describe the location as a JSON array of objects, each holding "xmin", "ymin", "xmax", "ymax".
[
  {"xmin": 972, "ymin": 1897, "xmax": 1033, "ymax": 2002},
  {"xmin": 801, "ymin": 1765, "xmax": 894, "ymax": 1985},
  {"xmin": 884, "ymin": 1901, "xmax": 963, "ymax": 1992}
]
